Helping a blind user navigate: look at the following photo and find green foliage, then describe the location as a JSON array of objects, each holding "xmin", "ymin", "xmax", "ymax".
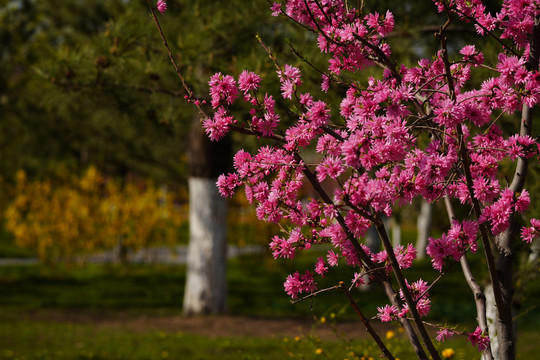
[{"xmin": 0, "ymin": 0, "xmax": 297, "ymax": 183}]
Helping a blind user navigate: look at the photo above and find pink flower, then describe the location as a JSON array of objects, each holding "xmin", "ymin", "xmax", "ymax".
[
  {"xmin": 521, "ymin": 218, "xmax": 540, "ymax": 243},
  {"xmin": 284, "ymin": 270, "xmax": 317, "ymax": 299},
  {"xmin": 321, "ymin": 74, "xmax": 330, "ymax": 93},
  {"xmin": 436, "ymin": 328, "xmax": 455, "ymax": 342},
  {"xmin": 306, "ymin": 100, "xmax": 330, "ymax": 128},
  {"xmin": 156, "ymin": 0, "xmax": 167, "ymax": 14},
  {"xmin": 216, "ymin": 173, "xmax": 240, "ymax": 197},
  {"xmin": 399, "ymin": 279, "xmax": 431, "ymax": 318},
  {"xmin": 468, "ymin": 326, "xmax": 490, "ymax": 352},
  {"xmin": 377, "ymin": 304, "xmax": 399, "ymax": 322},
  {"xmin": 202, "ymin": 107, "xmax": 233, "ymax": 141},
  {"xmin": 278, "ymin": 65, "xmax": 302, "ymax": 99},
  {"xmin": 481, "ymin": 188, "xmax": 514, "ymax": 235},
  {"xmin": 238, "ymin": 70, "xmax": 262, "ymax": 95},
  {"xmin": 270, "ymin": 2, "xmax": 282, "ymax": 16},
  {"xmin": 472, "ymin": 177, "xmax": 500, "ymax": 204},
  {"xmin": 209, "ymin": 73, "xmax": 238, "ymax": 108},
  {"xmin": 316, "ymin": 156, "xmax": 344, "ymax": 182},
  {"xmin": 460, "ymin": 45, "xmax": 484, "ymax": 65},
  {"xmin": 515, "ymin": 189, "xmax": 530, "ymax": 213},
  {"xmin": 269, "ymin": 235, "xmax": 296, "ymax": 259},
  {"xmin": 352, "ymin": 272, "xmax": 366, "ymax": 287},
  {"xmin": 314, "ymin": 257, "xmax": 328, "ymax": 276},
  {"xmin": 394, "ymin": 244, "xmax": 417, "ymax": 270},
  {"xmin": 327, "ymin": 250, "xmax": 340, "ymax": 266}
]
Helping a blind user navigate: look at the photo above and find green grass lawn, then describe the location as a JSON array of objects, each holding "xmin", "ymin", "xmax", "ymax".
[
  {"xmin": 1, "ymin": 312, "xmax": 538, "ymax": 360},
  {"xmin": 2, "ymin": 250, "xmax": 536, "ymax": 326},
  {"xmin": 0, "ymin": 247, "xmax": 539, "ymax": 359}
]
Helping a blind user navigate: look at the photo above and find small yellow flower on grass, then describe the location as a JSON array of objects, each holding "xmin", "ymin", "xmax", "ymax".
[
  {"xmin": 294, "ymin": 336, "xmax": 301, "ymax": 342},
  {"xmin": 386, "ymin": 330, "xmax": 395, "ymax": 340},
  {"xmin": 320, "ymin": 316, "xmax": 327, "ymax": 324},
  {"xmin": 442, "ymin": 348, "xmax": 455, "ymax": 358},
  {"xmin": 315, "ymin": 348, "xmax": 324, "ymax": 355}
]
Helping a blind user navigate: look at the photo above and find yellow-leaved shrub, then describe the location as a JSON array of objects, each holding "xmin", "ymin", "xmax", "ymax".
[{"xmin": 5, "ymin": 167, "xmax": 184, "ymax": 263}]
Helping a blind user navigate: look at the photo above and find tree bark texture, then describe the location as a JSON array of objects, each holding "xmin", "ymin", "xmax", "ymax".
[{"xmin": 183, "ymin": 117, "xmax": 231, "ymax": 315}]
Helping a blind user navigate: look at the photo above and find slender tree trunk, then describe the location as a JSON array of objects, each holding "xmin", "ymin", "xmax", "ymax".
[
  {"xmin": 529, "ymin": 239, "xmax": 540, "ymax": 264},
  {"xmin": 390, "ymin": 215, "xmax": 401, "ymax": 246},
  {"xmin": 484, "ymin": 284, "xmax": 498, "ymax": 360},
  {"xmin": 416, "ymin": 200, "xmax": 432, "ymax": 260},
  {"xmin": 183, "ymin": 177, "xmax": 228, "ymax": 314},
  {"xmin": 183, "ymin": 116, "xmax": 231, "ymax": 315}
]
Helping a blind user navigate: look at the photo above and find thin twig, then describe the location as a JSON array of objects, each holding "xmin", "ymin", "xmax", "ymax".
[
  {"xmin": 145, "ymin": 0, "xmax": 208, "ymax": 118},
  {"xmin": 339, "ymin": 282, "xmax": 396, "ymax": 360}
]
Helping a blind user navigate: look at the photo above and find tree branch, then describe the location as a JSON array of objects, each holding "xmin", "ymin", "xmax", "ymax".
[
  {"xmin": 146, "ymin": 0, "xmax": 208, "ymax": 119},
  {"xmin": 373, "ymin": 216, "xmax": 441, "ymax": 360},
  {"xmin": 339, "ymin": 282, "xmax": 396, "ymax": 360},
  {"xmin": 444, "ymin": 196, "xmax": 493, "ymax": 360}
]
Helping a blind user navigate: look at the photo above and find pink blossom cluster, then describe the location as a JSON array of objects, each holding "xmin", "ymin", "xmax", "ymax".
[
  {"xmin": 283, "ymin": 270, "xmax": 317, "ymax": 299},
  {"xmin": 156, "ymin": 0, "xmax": 167, "ymax": 15},
  {"xmin": 521, "ymin": 218, "xmax": 540, "ymax": 243},
  {"xmin": 427, "ymin": 220, "xmax": 479, "ymax": 271},
  {"xmin": 468, "ymin": 326, "xmax": 491, "ymax": 351},
  {"xmin": 201, "ymin": 0, "xmax": 540, "ymax": 354},
  {"xmin": 377, "ymin": 279, "xmax": 431, "ymax": 322},
  {"xmin": 204, "ymin": 71, "xmax": 282, "ymax": 140}
]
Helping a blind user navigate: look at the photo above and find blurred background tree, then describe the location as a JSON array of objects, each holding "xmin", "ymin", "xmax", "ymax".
[{"xmin": 0, "ymin": 0, "xmax": 300, "ymax": 315}]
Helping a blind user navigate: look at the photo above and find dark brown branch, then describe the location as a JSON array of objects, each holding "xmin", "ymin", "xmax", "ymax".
[
  {"xmin": 291, "ymin": 284, "xmax": 342, "ymax": 304},
  {"xmin": 373, "ymin": 216, "xmax": 441, "ymax": 360},
  {"xmin": 444, "ymin": 196, "xmax": 493, "ymax": 360},
  {"xmin": 146, "ymin": 0, "xmax": 208, "ymax": 119},
  {"xmin": 339, "ymin": 282, "xmax": 396, "ymax": 360}
]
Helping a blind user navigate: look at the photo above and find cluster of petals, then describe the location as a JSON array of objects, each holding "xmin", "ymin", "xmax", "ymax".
[
  {"xmin": 521, "ymin": 218, "xmax": 540, "ymax": 243},
  {"xmin": 377, "ymin": 279, "xmax": 431, "ymax": 321},
  {"xmin": 208, "ymin": 73, "xmax": 238, "ymax": 108},
  {"xmin": 436, "ymin": 328, "xmax": 455, "ymax": 342},
  {"xmin": 278, "ymin": 65, "xmax": 302, "ymax": 100},
  {"xmin": 427, "ymin": 220, "xmax": 478, "ymax": 271},
  {"xmin": 203, "ymin": 107, "xmax": 234, "ymax": 141},
  {"xmin": 481, "ymin": 188, "xmax": 530, "ymax": 235},
  {"xmin": 399, "ymin": 279, "xmax": 432, "ymax": 318},
  {"xmin": 156, "ymin": 0, "xmax": 167, "ymax": 14},
  {"xmin": 283, "ymin": 270, "xmax": 317, "ymax": 299},
  {"xmin": 371, "ymin": 244, "xmax": 417, "ymax": 272},
  {"xmin": 468, "ymin": 326, "xmax": 491, "ymax": 352}
]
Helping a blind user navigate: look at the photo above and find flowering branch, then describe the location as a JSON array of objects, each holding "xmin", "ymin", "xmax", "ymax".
[
  {"xmin": 374, "ymin": 217, "xmax": 441, "ymax": 360},
  {"xmin": 148, "ymin": 1, "xmax": 540, "ymax": 359}
]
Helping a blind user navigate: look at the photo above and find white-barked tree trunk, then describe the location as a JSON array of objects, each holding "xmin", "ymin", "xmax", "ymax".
[{"xmin": 183, "ymin": 177, "xmax": 227, "ymax": 315}]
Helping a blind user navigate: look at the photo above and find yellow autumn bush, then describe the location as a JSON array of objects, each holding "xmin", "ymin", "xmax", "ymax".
[{"xmin": 5, "ymin": 167, "xmax": 184, "ymax": 263}]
